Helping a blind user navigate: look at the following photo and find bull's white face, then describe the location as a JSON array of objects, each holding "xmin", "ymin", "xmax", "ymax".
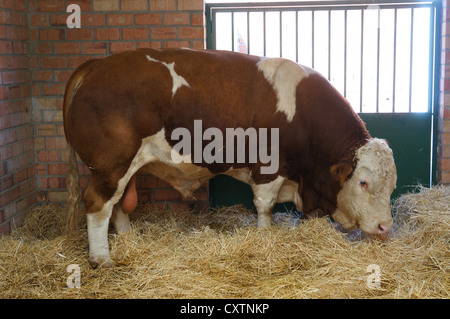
[{"xmin": 331, "ymin": 138, "xmax": 397, "ymax": 237}]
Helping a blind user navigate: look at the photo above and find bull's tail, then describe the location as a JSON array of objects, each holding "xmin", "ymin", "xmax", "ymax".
[
  {"xmin": 64, "ymin": 61, "xmax": 93, "ymax": 234},
  {"xmin": 66, "ymin": 143, "xmax": 81, "ymax": 233}
]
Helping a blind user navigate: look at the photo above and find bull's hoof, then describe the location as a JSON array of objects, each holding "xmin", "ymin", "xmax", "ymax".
[{"xmin": 88, "ymin": 256, "xmax": 114, "ymax": 269}]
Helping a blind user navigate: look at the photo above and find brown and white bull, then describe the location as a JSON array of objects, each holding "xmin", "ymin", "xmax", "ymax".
[{"xmin": 63, "ymin": 48, "xmax": 397, "ymax": 268}]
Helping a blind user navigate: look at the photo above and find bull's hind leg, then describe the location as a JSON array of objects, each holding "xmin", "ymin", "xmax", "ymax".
[
  {"xmin": 84, "ymin": 181, "xmax": 115, "ymax": 268},
  {"xmin": 85, "ymin": 138, "xmax": 156, "ymax": 268},
  {"xmin": 85, "ymin": 171, "xmax": 140, "ymax": 267}
]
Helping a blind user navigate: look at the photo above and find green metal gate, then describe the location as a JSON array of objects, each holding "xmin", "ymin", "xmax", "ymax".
[{"xmin": 206, "ymin": 0, "xmax": 441, "ymax": 210}]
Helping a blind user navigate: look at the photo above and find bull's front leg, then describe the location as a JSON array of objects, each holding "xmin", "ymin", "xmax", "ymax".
[{"xmin": 251, "ymin": 176, "xmax": 286, "ymax": 228}]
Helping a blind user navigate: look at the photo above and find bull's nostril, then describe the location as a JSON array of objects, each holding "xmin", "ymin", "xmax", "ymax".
[
  {"xmin": 378, "ymin": 224, "xmax": 391, "ymax": 233},
  {"xmin": 378, "ymin": 224, "xmax": 391, "ymax": 241}
]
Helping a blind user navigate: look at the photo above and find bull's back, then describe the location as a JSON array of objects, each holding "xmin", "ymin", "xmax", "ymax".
[{"xmin": 64, "ymin": 49, "xmax": 286, "ymax": 168}]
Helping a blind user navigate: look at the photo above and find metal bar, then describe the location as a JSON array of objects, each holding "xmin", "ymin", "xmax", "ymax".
[
  {"xmin": 263, "ymin": 11, "xmax": 266, "ymax": 56},
  {"xmin": 295, "ymin": 10, "xmax": 299, "ymax": 62},
  {"xmin": 430, "ymin": 4, "xmax": 442, "ymax": 185},
  {"xmin": 344, "ymin": 9, "xmax": 347, "ymax": 98},
  {"xmin": 408, "ymin": 8, "xmax": 414, "ymax": 112},
  {"xmin": 208, "ymin": 1, "xmax": 436, "ymax": 14},
  {"xmin": 328, "ymin": 10, "xmax": 331, "ymax": 81},
  {"xmin": 392, "ymin": 8, "xmax": 397, "ymax": 112},
  {"xmin": 231, "ymin": 12, "xmax": 235, "ymax": 52},
  {"xmin": 360, "ymin": 9, "xmax": 364, "ymax": 113},
  {"xmin": 312, "ymin": 10, "xmax": 315, "ymax": 69},
  {"xmin": 280, "ymin": 11, "xmax": 283, "ymax": 57},
  {"xmin": 376, "ymin": 8, "xmax": 381, "ymax": 113},
  {"xmin": 247, "ymin": 11, "xmax": 250, "ymax": 54}
]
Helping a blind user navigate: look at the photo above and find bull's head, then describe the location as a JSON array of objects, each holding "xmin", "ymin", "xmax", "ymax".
[{"xmin": 331, "ymin": 138, "xmax": 397, "ymax": 239}]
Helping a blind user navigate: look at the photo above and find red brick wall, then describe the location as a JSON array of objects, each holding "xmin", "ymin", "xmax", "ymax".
[
  {"xmin": 30, "ymin": 0, "xmax": 207, "ymax": 210},
  {"xmin": 439, "ymin": 0, "xmax": 450, "ymax": 185},
  {"xmin": 0, "ymin": 0, "xmax": 36, "ymax": 234},
  {"xmin": 0, "ymin": 0, "xmax": 206, "ymax": 235}
]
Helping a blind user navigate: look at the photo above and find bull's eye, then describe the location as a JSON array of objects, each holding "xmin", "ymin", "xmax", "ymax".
[{"xmin": 359, "ymin": 180, "xmax": 369, "ymax": 189}]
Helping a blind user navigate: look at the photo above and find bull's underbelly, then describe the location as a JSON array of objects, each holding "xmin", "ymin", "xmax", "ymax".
[
  {"xmin": 138, "ymin": 161, "xmax": 212, "ymax": 200},
  {"xmin": 124, "ymin": 128, "xmax": 303, "ymax": 211}
]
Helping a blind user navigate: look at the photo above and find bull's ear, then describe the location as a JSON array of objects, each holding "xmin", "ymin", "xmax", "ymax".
[{"xmin": 330, "ymin": 162, "xmax": 353, "ymax": 186}]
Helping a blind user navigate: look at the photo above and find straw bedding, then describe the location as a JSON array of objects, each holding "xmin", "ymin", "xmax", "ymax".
[{"xmin": 0, "ymin": 185, "xmax": 448, "ymax": 298}]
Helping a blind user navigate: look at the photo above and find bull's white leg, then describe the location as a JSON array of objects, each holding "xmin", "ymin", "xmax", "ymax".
[
  {"xmin": 251, "ymin": 176, "xmax": 286, "ymax": 228},
  {"xmin": 112, "ymin": 203, "xmax": 131, "ymax": 233},
  {"xmin": 87, "ymin": 205, "xmax": 114, "ymax": 268}
]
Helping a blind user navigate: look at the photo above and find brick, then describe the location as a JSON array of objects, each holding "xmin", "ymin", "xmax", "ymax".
[
  {"xmin": 165, "ymin": 40, "xmax": 190, "ymax": 48},
  {"xmin": 55, "ymin": 70, "xmax": 74, "ymax": 82},
  {"xmin": 192, "ymin": 14, "xmax": 204, "ymax": 26},
  {"xmin": 48, "ymin": 163, "xmax": 69, "ymax": 175},
  {"xmin": 150, "ymin": 27, "xmax": 177, "ymax": 40},
  {"xmin": 138, "ymin": 175, "xmax": 158, "ymax": 188},
  {"xmin": 149, "ymin": 0, "xmax": 176, "ymax": 11},
  {"xmin": 42, "ymin": 84, "xmax": 65, "ymax": 96},
  {"xmin": 37, "ymin": 0, "xmax": 64, "ymax": 12},
  {"xmin": 441, "ymin": 170, "xmax": 450, "ymax": 184},
  {"xmin": 35, "ymin": 42, "xmax": 52, "ymax": 55},
  {"xmin": 14, "ymin": 41, "xmax": 29, "ymax": 55},
  {"xmin": 42, "ymin": 109, "xmax": 63, "ymax": 122},
  {"xmin": 66, "ymin": 28, "xmax": 93, "ymax": 41},
  {"xmin": 135, "ymin": 13, "xmax": 161, "ymax": 25},
  {"xmin": 178, "ymin": 26, "xmax": 204, "ymax": 39},
  {"xmin": 177, "ymin": 0, "xmax": 204, "ymax": 11},
  {"xmin": 14, "ymin": 166, "xmax": 34, "ymax": 185},
  {"xmin": 50, "ymin": 14, "xmax": 68, "ymax": 26},
  {"xmin": 6, "ymin": 26, "xmax": 27, "ymax": 41},
  {"xmin": 68, "ymin": 56, "xmax": 93, "ymax": 68},
  {"xmin": 35, "ymin": 163, "xmax": 47, "ymax": 175},
  {"xmin": 9, "ymin": 11, "xmax": 24, "ymax": 25},
  {"xmin": 83, "ymin": 14, "xmax": 106, "ymax": 26},
  {"xmin": 154, "ymin": 189, "xmax": 181, "ymax": 201},
  {"xmin": 442, "ymin": 158, "xmax": 450, "ymax": 170},
  {"xmin": 36, "ymin": 124, "xmax": 57, "ymax": 136},
  {"xmin": 32, "ymin": 97, "xmax": 58, "ymax": 110},
  {"xmin": 443, "ymin": 145, "xmax": 450, "ymax": 158},
  {"xmin": 0, "ymin": 11, "xmax": 11, "ymax": 24},
  {"xmin": 109, "ymin": 41, "xmax": 135, "ymax": 54},
  {"xmin": 45, "ymin": 137, "xmax": 67, "ymax": 149},
  {"xmin": 0, "ymin": 222, "xmax": 10, "ymax": 235},
  {"xmin": 68, "ymin": 0, "xmax": 92, "ymax": 12},
  {"xmin": 107, "ymin": 13, "xmax": 133, "ymax": 26},
  {"xmin": 121, "ymin": 0, "xmax": 147, "ymax": 11},
  {"xmin": 136, "ymin": 41, "xmax": 162, "ymax": 49},
  {"xmin": 37, "ymin": 150, "xmax": 59, "ymax": 162},
  {"xmin": 54, "ymin": 42, "xmax": 80, "ymax": 55},
  {"xmin": 41, "ymin": 56, "xmax": 67, "ymax": 69},
  {"xmin": 123, "ymin": 28, "xmax": 149, "ymax": 40},
  {"xmin": 443, "ymin": 120, "xmax": 450, "ymax": 133},
  {"xmin": 0, "ymin": 41, "xmax": 13, "ymax": 54},
  {"xmin": 164, "ymin": 13, "xmax": 190, "ymax": 25},
  {"xmin": 39, "ymin": 29, "xmax": 65, "ymax": 41},
  {"xmin": 93, "ymin": 0, "xmax": 119, "ymax": 11},
  {"xmin": 31, "ymin": 14, "xmax": 49, "ymax": 26},
  {"xmin": 82, "ymin": 42, "xmax": 107, "ymax": 54}
]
